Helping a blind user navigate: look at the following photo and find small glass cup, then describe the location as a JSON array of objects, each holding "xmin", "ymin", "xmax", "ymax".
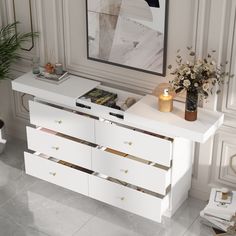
[
  {"xmin": 32, "ymin": 57, "xmax": 40, "ymax": 74},
  {"xmin": 55, "ymin": 63, "xmax": 63, "ymax": 75}
]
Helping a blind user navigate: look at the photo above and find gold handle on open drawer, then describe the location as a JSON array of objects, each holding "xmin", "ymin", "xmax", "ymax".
[
  {"xmin": 51, "ymin": 146, "xmax": 60, "ymax": 151},
  {"xmin": 120, "ymin": 169, "xmax": 129, "ymax": 174},
  {"xmin": 49, "ymin": 172, "xmax": 56, "ymax": 176},
  {"xmin": 124, "ymin": 141, "xmax": 132, "ymax": 146},
  {"xmin": 54, "ymin": 120, "xmax": 62, "ymax": 124}
]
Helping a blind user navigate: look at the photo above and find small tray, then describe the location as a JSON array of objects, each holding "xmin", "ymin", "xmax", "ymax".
[{"xmin": 35, "ymin": 71, "xmax": 69, "ymax": 84}]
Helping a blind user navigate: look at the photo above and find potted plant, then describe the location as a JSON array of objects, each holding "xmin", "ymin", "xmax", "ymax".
[
  {"xmin": 0, "ymin": 21, "xmax": 37, "ymax": 152},
  {"xmin": 168, "ymin": 47, "xmax": 233, "ymax": 121}
]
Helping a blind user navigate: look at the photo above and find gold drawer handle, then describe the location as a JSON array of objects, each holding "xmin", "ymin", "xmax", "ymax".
[
  {"xmin": 120, "ymin": 169, "xmax": 128, "ymax": 174},
  {"xmin": 51, "ymin": 146, "xmax": 60, "ymax": 151},
  {"xmin": 55, "ymin": 120, "xmax": 62, "ymax": 124},
  {"xmin": 124, "ymin": 141, "xmax": 132, "ymax": 146},
  {"xmin": 49, "ymin": 172, "xmax": 56, "ymax": 176}
]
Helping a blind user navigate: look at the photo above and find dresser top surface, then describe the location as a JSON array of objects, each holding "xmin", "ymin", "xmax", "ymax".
[
  {"xmin": 125, "ymin": 95, "xmax": 224, "ymax": 143},
  {"xmin": 12, "ymin": 72, "xmax": 100, "ymax": 106}
]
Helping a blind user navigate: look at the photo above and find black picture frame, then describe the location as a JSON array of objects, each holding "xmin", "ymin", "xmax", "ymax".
[{"xmin": 85, "ymin": 0, "xmax": 169, "ymax": 76}]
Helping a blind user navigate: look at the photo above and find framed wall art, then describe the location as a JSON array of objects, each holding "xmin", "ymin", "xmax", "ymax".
[{"xmin": 86, "ymin": 0, "xmax": 169, "ymax": 76}]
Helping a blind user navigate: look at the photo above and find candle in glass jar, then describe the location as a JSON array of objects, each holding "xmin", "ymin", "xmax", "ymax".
[{"xmin": 158, "ymin": 89, "xmax": 173, "ymax": 112}]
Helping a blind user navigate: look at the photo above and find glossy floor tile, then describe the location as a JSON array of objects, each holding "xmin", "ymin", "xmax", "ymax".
[
  {"xmin": 183, "ymin": 218, "xmax": 215, "ymax": 236},
  {"xmin": 0, "ymin": 138, "xmax": 36, "ymax": 207},
  {"xmin": 0, "ymin": 138, "xmax": 215, "ymax": 236},
  {"xmin": 73, "ymin": 204, "xmax": 162, "ymax": 236},
  {"xmin": 0, "ymin": 212, "xmax": 49, "ymax": 236}
]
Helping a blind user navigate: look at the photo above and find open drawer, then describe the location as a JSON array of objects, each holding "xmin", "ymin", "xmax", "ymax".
[
  {"xmin": 89, "ymin": 174, "xmax": 169, "ymax": 222},
  {"xmin": 92, "ymin": 148, "xmax": 171, "ymax": 195},
  {"xmin": 76, "ymin": 85, "xmax": 142, "ymax": 121},
  {"xmin": 26, "ymin": 127, "xmax": 94, "ymax": 169},
  {"xmin": 95, "ymin": 120, "xmax": 173, "ymax": 167},
  {"xmin": 24, "ymin": 152, "xmax": 91, "ymax": 196}
]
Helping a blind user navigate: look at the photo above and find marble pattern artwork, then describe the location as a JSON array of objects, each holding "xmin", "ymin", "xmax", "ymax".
[{"xmin": 87, "ymin": 0, "xmax": 167, "ymax": 75}]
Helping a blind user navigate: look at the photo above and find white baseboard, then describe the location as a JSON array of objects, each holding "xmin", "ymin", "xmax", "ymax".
[{"xmin": 189, "ymin": 187, "xmax": 210, "ymax": 201}]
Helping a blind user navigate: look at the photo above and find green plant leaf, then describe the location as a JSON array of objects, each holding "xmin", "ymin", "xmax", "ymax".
[{"xmin": 0, "ymin": 21, "xmax": 38, "ymax": 80}]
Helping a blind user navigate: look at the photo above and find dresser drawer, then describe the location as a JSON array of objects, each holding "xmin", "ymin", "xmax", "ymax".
[
  {"xmin": 29, "ymin": 101, "xmax": 95, "ymax": 142},
  {"xmin": 95, "ymin": 121, "xmax": 172, "ymax": 167},
  {"xmin": 92, "ymin": 149, "xmax": 170, "ymax": 195},
  {"xmin": 89, "ymin": 175, "xmax": 169, "ymax": 222},
  {"xmin": 27, "ymin": 127, "xmax": 92, "ymax": 169},
  {"xmin": 24, "ymin": 152, "xmax": 89, "ymax": 195}
]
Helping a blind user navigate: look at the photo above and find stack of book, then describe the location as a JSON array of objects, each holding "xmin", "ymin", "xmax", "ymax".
[
  {"xmin": 81, "ymin": 88, "xmax": 118, "ymax": 107},
  {"xmin": 200, "ymin": 188, "xmax": 236, "ymax": 235}
]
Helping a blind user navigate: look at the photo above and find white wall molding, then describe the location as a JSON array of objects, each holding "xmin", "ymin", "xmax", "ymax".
[
  {"xmin": 190, "ymin": 0, "xmax": 236, "ymax": 200},
  {"xmin": 210, "ymin": 126, "xmax": 236, "ymax": 188},
  {"xmin": 221, "ymin": 1, "xmax": 236, "ymax": 126},
  {"xmin": 12, "ymin": 92, "xmax": 32, "ymax": 121},
  {"xmin": 190, "ymin": 0, "xmax": 213, "ymax": 201},
  {"xmin": 3, "ymin": 0, "xmax": 39, "ymax": 61},
  {"xmin": 36, "ymin": 0, "xmax": 64, "ymax": 66}
]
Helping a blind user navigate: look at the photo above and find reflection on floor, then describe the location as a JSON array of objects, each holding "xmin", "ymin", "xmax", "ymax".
[{"xmin": 0, "ymin": 137, "xmax": 214, "ymax": 236}]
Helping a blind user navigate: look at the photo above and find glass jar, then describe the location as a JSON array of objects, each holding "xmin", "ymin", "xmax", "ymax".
[{"xmin": 32, "ymin": 57, "xmax": 40, "ymax": 74}]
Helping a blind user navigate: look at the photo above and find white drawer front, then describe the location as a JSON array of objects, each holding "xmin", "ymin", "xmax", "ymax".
[
  {"xmin": 29, "ymin": 101, "xmax": 95, "ymax": 142},
  {"xmin": 27, "ymin": 127, "xmax": 92, "ymax": 169},
  {"xmin": 24, "ymin": 152, "xmax": 88, "ymax": 196},
  {"xmin": 92, "ymin": 149, "xmax": 170, "ymax": 195},
  {"xmin": 89, "ymin": 176, "xmax": 169, "ymax": 222},
  {"xmin": 95, "ymin": 121, "xmax": 172, "ymax": 167}
]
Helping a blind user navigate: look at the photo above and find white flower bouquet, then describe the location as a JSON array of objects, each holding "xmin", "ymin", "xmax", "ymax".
[{"xmin": 168, "ymin": 47, "xmax": 232, "ymax": 100}]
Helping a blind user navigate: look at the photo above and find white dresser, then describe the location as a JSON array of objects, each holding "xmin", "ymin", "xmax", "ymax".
[{"xmin": 12, "ymin": 72, "xmax": 224, "ymax": 222}]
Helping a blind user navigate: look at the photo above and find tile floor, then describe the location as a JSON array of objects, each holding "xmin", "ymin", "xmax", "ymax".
[{"xmin": 0, "ymin": 137, "xmax": 215, "ymax": 236}]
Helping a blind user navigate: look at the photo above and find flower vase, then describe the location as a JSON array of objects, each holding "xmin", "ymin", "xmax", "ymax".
[{"xmin": 185, "ymin": 90, "xmax": 198, "ymax": 121}]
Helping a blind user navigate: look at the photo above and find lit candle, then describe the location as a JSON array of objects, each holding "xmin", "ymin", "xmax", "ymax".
[{"xmin": 158, "ymin": 89, "xmax": 173, "ymax": 112}]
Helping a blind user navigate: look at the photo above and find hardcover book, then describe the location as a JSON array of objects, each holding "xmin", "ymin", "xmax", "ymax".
[{"xmin": 80, "ymin": 88, "xmax": 117, "ymax": 106}]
